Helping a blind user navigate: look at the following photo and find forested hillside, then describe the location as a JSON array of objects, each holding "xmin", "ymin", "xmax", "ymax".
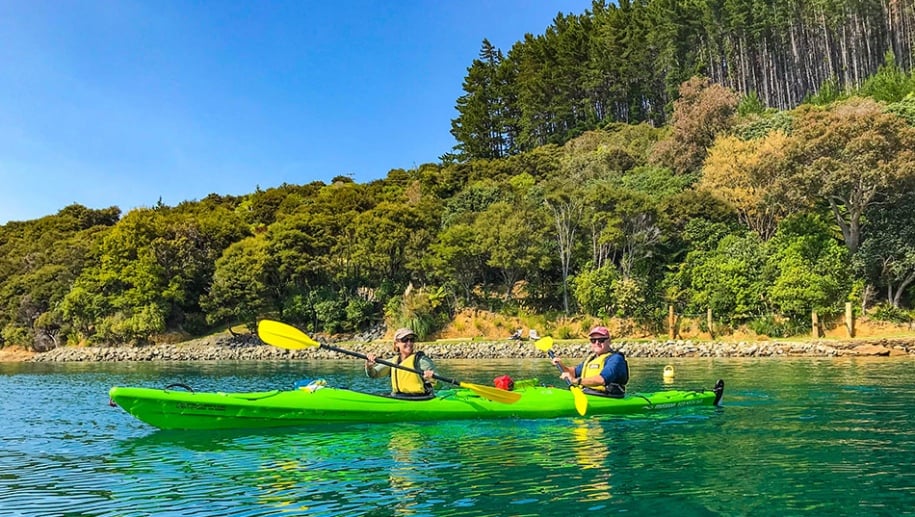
[
  {"xmin": 3, "ymin": 0, "xmax": 915, "ymax": 350},
  {"xmin": 451, "ymin": 0, "xmax": 915, "ymax": 159}
]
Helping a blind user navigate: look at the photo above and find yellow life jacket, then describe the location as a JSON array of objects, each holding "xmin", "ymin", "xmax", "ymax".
[
  {"xmin": 581, "ymin": 352, "xmax": 613, "ymax": 393},
  {"xmin": 391, "ymin": 352, "xmax": 429, "ymax": 394}
]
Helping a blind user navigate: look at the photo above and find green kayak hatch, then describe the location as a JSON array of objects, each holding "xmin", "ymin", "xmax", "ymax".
[{"xmin": 109, "ymin": 380, "xmax": 724, "ymax": 431}]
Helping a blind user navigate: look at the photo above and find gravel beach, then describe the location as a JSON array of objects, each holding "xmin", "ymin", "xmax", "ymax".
[{"xmin": 24, "ymin": 333, "xmax": 914, "ymax": 362}]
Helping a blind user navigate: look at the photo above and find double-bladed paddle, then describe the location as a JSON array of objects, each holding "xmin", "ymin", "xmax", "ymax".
[
  {"xmin": 257, "ymin": 319, "xmax": 521, "ymax": 405},
  {"xmin": 534, "ymin": 336, "xmax": 588, "ymax": 416}
]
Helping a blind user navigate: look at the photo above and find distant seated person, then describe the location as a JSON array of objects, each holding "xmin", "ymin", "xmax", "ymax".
[
  {"xmin": 509, "ymin": 328, "xmax": 523, "ymax": 340},
  {"xmin": 365, "ymin": 328, "xmax": 435, "ymax": 398},
  {"xmin": 529, "ymin": 329, "xmax": 540, "ymax": 340},
  {"xmin": 550, "ymin": 326, "xmax": 629, "ymax": 398}
]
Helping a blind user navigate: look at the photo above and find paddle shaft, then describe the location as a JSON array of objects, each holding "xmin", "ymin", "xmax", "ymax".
[
  {"xmin": 549, "ymin": 350, "xmax": 576, "ymax": 387},
  {"xmin": 321, "ymin": 343, "xmax": 462, "ymax": 387}
]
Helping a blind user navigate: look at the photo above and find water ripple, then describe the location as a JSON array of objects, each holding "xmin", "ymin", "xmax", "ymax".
[{"xmin": 3, "ymin": 359, "xmax": 915, "ymax": 515}]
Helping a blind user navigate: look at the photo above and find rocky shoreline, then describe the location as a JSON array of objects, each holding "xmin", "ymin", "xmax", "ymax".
[{"xmin": 26, "ymin": 334, "xmax": 915, "ymax": 362}]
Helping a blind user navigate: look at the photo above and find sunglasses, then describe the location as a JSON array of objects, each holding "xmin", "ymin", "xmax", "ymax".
[
  {"xmin": 589, "ymin": 337, "xmax": 608, "ymax": 343},
  {"xmin": 398, "ymin": 338, "xmax": 416, "ymax": 344}
]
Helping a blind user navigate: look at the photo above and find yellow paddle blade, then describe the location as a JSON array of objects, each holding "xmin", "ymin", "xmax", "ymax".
[
  {"xmin": 257, "ymin": 320, "xmax": 321, "ymax": 350},
  {"xmin": 533, "ymin": 336, "xmax": 554, "ymax": 352},
  {"xmin": 459, "ymin": 381, "xmax": 522, "ymax": 404},
  {"xmin": 570, "ymin": 386, "xmax": 588, "ymax": 416}
]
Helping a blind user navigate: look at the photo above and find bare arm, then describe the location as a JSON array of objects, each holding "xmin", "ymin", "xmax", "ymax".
[
  {"xmin": 365, "ymin": 353, "xmax": 390, "ymax": 378},
  {"xmin": 418, "ymin": 355, "xmax": 436, "ymax": 382}
]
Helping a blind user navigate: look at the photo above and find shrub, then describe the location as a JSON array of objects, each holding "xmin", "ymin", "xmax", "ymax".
[
  {"xmin": 314, "ymin": 300, "xmax": 346, "ymax": 334},
  {"xmin": 610, "ymin": 277, "xmax": 647, "ymax": 319},
  {"xmin": 345, "ymin": 297, "xmax": 375, "ymax": 331},
  {"xmin": 746, "ymin": 315, "xmax": 807, "ymax": 338},
  {"xmin": 870, "ymin": 303, "xmax": 913, "ymax": 324},
  {"xmin": 1, "ymin": 324, "xmax": 29, "ymax": 348},
  {"xmin": 553, "ymin": 325, "xmax": 575, "ymax": 340},
  {"xmin": 181, "ymin": 312, "xmax": 209, "ymax": 336},
  {"xmin": 572, "ymin": 266, "xmax": 617, "ymax": 317},
  {"xmin": 385, "ymin": 286, "xmax": 451, "ymax": 340}
]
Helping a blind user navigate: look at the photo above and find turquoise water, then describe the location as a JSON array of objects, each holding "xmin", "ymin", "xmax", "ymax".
[{"xmin": 1, "ymin": 357, "xmax": 914, "ymax": 516}]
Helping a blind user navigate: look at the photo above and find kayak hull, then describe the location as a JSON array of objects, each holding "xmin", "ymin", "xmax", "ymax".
[{"xmin": 109, "ymin": 380, "xmax": 724, "ymax": 430}]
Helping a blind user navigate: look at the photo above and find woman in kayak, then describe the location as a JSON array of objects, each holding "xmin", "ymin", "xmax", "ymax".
[
  {"xmin": 365, "ymin": 328, "xmax": 436, "ymax": 398},
  {"xmin": 551, "ymin": 325, "xmax": 629, "ymax": 397}
]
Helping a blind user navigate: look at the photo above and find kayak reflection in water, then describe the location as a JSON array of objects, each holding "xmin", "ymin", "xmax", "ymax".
[
  {"xmin": 551, "ymin": 325, "xmax": 629, "ymax": 398},
  {"xmin": 365, "ymin": 328, "xmax": 436, "ymax": 399}
]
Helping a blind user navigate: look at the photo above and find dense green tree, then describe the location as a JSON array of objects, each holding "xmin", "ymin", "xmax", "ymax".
[
  {"xmin": 237, "ymin": 183, "xmax": 322, "ymax": 227},
  {"xmin": 764, "ymin": 214, "xmax": 851, "ymax": 320},
  {"xmin": 678, "ymin": 233, "xmax": 769, "ymax": 324},
  {"xmin": 858, "ymin": 52, "xmax": 915, "ymax": 103},
  {"xmin": 201, "ymin": 235, "xmax": 273, "ymax": 330},
  {"xmin": 58, "ymin": 210, "xmax": 162, "ymax": 342},
  {"xmin": 886, "ymin": 93, "xmax": 915, "ymax": 125},
  {"xmin": 475, "ymin": 201, "xmax": 551, "ymax": 300},
  {"xmin": 572, "ymin": 265, "xmax": 617, "ymax": 317},
  {"xmin": 584, "ymin": 184, "xmax": 663, "ymax": 280},
  {"xmin": 0, "ymin": 205, "xmax": 118, "ymax": 348},
  {"xmin": 440, "ymin": 179, "xmax": 502, "ymax": 227},
  {"xmin": 350, "ymin": 201, "xmax": 436, "ymax": 288},
  {"xmin": 621, "ymin": 165, "xmax": 695, "ymax": 200},
  {"xmin": 856, "ymin": 197, "xmax": 915, "ymax": 308},
  {"xmin": 55, "ymin": 203, "xmax": 248, "ymax": 343},
  {"xmin": 451, "ymin": 40, "xmax": 515, "ymax": 160},
  {"xmin": 426, "ymin": 222, "xmax": 485, "ymax": 304}
]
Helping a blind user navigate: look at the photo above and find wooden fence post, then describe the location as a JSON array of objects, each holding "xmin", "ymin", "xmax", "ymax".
[
  {"xmin": 668, "ymin": 305, "xmax": 676, "ymax": 340},
  {"xmin": 707, "ymin": 308, "xmax": 714, "ymax": 338},
  {"xmin": 845, "ymin": 302, "xmax": 855, "ymax": 338},
  {"xmin": 811, "ymin": 310, "xmax": 820, "ymax": 338}
]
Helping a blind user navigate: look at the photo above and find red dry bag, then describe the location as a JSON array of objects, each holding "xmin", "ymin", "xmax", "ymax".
[{"xmin": 493, "ymin": 375, "xmax": 515, "ymax": 391}]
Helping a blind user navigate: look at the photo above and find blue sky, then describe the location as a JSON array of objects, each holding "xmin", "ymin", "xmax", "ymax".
[{"xmin": 0, "ymin": 0, "xmax": 594, "ymax": 224}]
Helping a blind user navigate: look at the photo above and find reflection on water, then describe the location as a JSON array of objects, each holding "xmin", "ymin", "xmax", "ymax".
[
  {"xmin": 105, "ymin": 413, "xmax": 711, "ymax": 515},
  {"xmin": 2, "ymin": 358, "xmax": 915, "ymax": 515},
  {"xmin": 571, "ymin": 421, "xmax": 612, "ymax": 504},
  {"xmin": 384, "ymin": 427, "xmax": 432, "ymax": 515}
]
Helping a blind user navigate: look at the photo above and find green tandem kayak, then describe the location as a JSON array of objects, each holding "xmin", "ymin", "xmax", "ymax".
[{"xmin": 109, "ymin": 379, "xmax": 724, "ymax": 430}]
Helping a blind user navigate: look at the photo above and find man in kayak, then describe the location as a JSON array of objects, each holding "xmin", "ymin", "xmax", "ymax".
[
  {"xmin": 551, "ymin": 325, "xmax": 629, "ymax": 397},
  {"xmin": 365, "ymin": 328, "xmax": 436, "ymax": 398}
]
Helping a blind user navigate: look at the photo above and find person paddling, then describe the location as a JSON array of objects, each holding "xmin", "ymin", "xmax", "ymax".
[
  {"xmin": 551, "ymin": 326, "xmax": 629, "ymax": 398},
  {"xmin": 366, "ymin": 328, "xmax": 436, "ymax": 398}
]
